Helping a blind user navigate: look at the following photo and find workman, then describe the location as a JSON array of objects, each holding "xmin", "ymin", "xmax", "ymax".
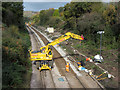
[
  {"xmin": 86, "ymin": 58, "xmax": 91, "ymax": 61},
  {"xmin": 77, "ymin": 61, "xmax": 85, "ymax": 67},
  {"xmin": 77, "ymin": 61, "xmax": 81, "ymax": 66},
  {"xmin": 66, "ymin": 62, "xmax": 70, "ymax": 72}
]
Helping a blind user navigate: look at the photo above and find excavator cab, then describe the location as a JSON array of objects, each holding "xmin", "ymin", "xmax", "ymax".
[{"xmin": 40, "ymin": 47, "xmax": 46, "ymax": 53}]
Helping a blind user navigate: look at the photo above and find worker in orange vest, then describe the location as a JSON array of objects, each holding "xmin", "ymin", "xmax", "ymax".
[
  {"xmin": 77, "ymin": 61, "xmax": 81, "ymax": 66},
  {"xmin": 66, "ymin": 62, "xmax": 70, "ymax": 72},
  {"xmin": 86, "ymin": 58, "xmax": 90, "ymax": 61},
  {"xmin": 77, "ymin": 61, "xmax": 85, "ymax": 67}
]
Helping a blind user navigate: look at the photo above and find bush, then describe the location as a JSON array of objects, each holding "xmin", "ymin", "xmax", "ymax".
[{"xmin": 2, "ymin": 25, "xmax": 31, "ymax": 88}]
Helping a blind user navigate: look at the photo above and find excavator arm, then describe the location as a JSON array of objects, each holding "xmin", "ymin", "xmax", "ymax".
[
  {"xmin": 49, "ymin": 32, "xmax": 84, "ymax": 46},
  {"xmin": 65, "ymin": 32, "xmax": 84, "ymax": 40},
  {"xmin": 40, "ymin": 32, "xmax": 84, "ymax": 53}
]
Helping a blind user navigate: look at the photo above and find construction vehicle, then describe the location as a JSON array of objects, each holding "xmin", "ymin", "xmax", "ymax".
[
  {"xmin": 26, "ymin": 22, "xmax": 33, "ymax": 27},
  {"xmin": 29, "ymin": 32, "xmax": 84, "ymax": 71}
]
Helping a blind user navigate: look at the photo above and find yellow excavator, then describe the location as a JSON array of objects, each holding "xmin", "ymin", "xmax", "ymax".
[
  {"xmin": 25, "ymin": 22, "xmax": 33, "ymax": 27},
  {"xmin": 29, "ymin": 32, "xmax": 84, "ymax": 71}
]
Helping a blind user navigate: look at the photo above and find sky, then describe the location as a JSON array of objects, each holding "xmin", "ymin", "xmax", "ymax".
[
  {"xmin": 23, "ymin": 0, "xmax": 116, "ymax": 12},
  {"xmin": 23, "ymin": 2, "xmax": 69, "ymax": 11}
]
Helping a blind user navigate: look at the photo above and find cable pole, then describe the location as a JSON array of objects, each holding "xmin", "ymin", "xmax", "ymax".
[
  {"xmin": 97, "ymin": 31, "xmax": 104, "ymax": 62},
  {"xmin": 100, "ymin": 33, "xmax": 102, "ymax": 61}
]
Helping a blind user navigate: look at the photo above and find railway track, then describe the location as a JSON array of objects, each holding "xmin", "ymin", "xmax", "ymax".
[
  {"xmin": 27, "ymin": 26, "xmax": 56, "ymax": 88},
  {"xmin": 26, "ymin": 25, "xmax": 102, "ymax": 89},
  {"xmin": 30, "ymin": 26, "xmax": 85, "ymax": 88}
]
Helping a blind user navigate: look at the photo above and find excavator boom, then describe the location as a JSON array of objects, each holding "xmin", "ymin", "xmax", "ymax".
[{"xmin": 48, "ymin": 32, "xmax": 84, "ymax": 46}]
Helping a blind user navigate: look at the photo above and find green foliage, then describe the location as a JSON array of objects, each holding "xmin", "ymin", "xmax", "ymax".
[
  {"xmin": 103, "ymin": 4, "xmax": 117, "ymax": 25},
  {"xmin": 77, "ymin": 12, "xmax": 104, "ymax": 44},
  {"xmin": 53, "ymin": 9, "xmax": 60, "ymax": 17},
  {"xmin": 46, "ymin": 16, "xmax": 61, "ymax": 28},
  {"xmin": 39, "ymin": 10, "xmax": 48, "ymax": 25},
  {"xmin": 32, "ymin": 14, "xmax": 40, "ymax": 24},
  {"xmin": 74, "ymin": 43, "xmax": 81, "ymax": 49},
  {"xmin": 91, "ymin": 2, "xmax": 105, "ymax": 13},
  {"xmin": 39, "ymin": 9, "xmax": 55, "ymax": 26},
  {"xmin": 64, "ymin": 2, "xmax": 92, "ymax": 19},
  {"xmin": 2, "ymin": 26, "xmax": 31, "ymax": 88},
  {"xmin": 63, "ymin": 2, "xmax": 93, "ymax": 30},
  {"xmin": 2, "ymin": 2, "xmax": 32, "ymax": 88},
  {"xmin": 31, "ymin": 2, "xmax": 119, "ymax": 50},
  {"xmin": 31, "ymin": 8, "xmax": 64, "ymax": 28},
  {"xmin": 59, "ymin": 7, "xmax": 64, "ymax": 13},
  {"xmin": 63, "ymin": 2, "xmax": 118, "ymax": 49},
  {"xmin": 2, "ymin": 2, "xmax": 24, "ymax": 29},
  {"xmin": 24, "ymin": 17, "xmax": 31, "ymax": 23},
  {"xmin": 103, "ymin": 25, "xmax": 118, "ymax": 49}
]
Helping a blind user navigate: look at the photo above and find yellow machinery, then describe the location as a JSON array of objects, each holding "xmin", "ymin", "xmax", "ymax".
[
  {"xmin": 25, "ymin": 22, "xmax": 33, "ymax": 27},
  {"xmin": 29, "ymin": 32, "xmax": 84, "ymax": 71}
]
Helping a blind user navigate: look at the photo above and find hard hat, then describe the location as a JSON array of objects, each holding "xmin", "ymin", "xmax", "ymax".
[{"xmin": 67, "ymin": 62, "xmax": 69, "ymax": 65}]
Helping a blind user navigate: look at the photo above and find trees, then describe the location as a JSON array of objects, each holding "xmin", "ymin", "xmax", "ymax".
[
  {"xmin": 103, "ymin": 4, "xmax": 117, "ymax": 25},
  {"xmin": 2, "ymin": 2, "xmax": 24, "ymax": 28},
  {"xmin": 63, "ymin": 2, "xmax": 92, "ymax": 30},
  {"xmin": 2, "ymin": 2, "xmax": 31, "ymax": 88},
  {"xmin": 53, "ymin": 9, "xmax": 59, "ymax": 17},
  {"xmin": 39, "ymin": 9, "xmax": 55, "ymax": 26},
  {"xmin": 31, "ymin": 13, "xmax": 40, "ymax": 25},
  {"xmin": 30, "ymin": 2, "xmax": 119, "ymax": 49}
]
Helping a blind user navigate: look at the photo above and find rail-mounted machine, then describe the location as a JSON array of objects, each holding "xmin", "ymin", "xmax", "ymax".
[{"xmin": 29, "ymin": 31, "xmax": 84, "ymax": 71}]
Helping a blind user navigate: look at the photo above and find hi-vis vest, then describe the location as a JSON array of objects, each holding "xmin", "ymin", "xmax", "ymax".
[
  {"xmin": 86, "ymin": 58, "xmax": 90, "ymax": 61},
  {"xmin": 77, "ymin": 62, "xmax": 81, "ymax": 66},
  {"xmin": 66, "ymin": 63, "xmax": 70, "ymax": 72}
]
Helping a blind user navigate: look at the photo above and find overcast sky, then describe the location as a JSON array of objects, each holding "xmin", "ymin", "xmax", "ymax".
[
  {"xmin": 23, "ymin": 0, "xmax": 115, "ymax": 12},
  {"xmin": 23, "ymin": 2, "xmax": 68, "ymax": 11}
]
